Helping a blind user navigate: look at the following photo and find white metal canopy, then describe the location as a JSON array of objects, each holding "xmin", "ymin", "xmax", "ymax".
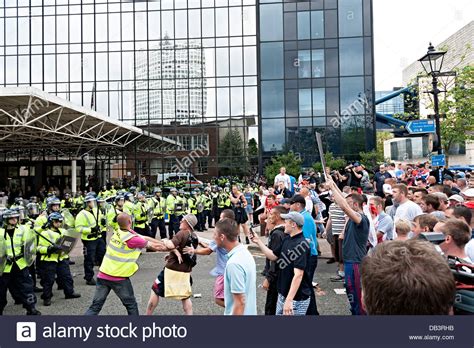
[{"xmin": 0, "ymin": 87, "xmax": 179, "ymax": 157}]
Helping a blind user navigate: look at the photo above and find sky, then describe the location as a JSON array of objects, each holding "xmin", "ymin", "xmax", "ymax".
[{"xmin": 373, "ymin": 0, "xmax": 474, "ymax": 91}]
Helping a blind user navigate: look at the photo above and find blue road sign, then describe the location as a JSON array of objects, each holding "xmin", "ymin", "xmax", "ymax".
[
  {"xmin": 431, "ymin": 154, "xmax": 446, "ymax": 167},
  {"xmin": 406, "ymin": 120, "xmax": 436, "ymax": 134}
]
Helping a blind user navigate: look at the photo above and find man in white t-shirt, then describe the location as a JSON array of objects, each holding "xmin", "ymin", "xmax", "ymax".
[
  {"xmin": 392, "ymin": 183, "xmax": 422, "ymax": 222},
  {"xmin": 274, "ymin": 167, "xmax": 291, "ymax": 189}
]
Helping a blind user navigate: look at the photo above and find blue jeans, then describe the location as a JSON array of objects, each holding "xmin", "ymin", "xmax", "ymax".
[
  {"xmin": 85, "ymin": 277, "xmax": 139, "ymax": 315},
  {"xmin": 344, "ymin": 262, "xmax": 366, "ymax": 315}
]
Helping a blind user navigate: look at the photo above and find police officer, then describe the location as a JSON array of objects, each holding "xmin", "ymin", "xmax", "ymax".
[
  {"xmin": 75, "ymin": 195, "xmax": 101, "ymax": 285},
  {"xmin": 0, "ymin": 210, "xmax": 41, "ymax": 315},
  {"xmin": 107, "ymin": 195, "xmax": 125, "ymax": 233},
  {"xmin": 202, "ymin": 188, "xmax": 213, "ymax": 230},
  {"xmin": 72, "ymin": 191, "xmax": 84, "ymax": 216},
  {"xmin": 217, "ymin": 187, "xmax": 230, "ymax": 222},
  {"xmin": 95, "ymin": 198, "xmax": 109, "ymax": 266},
  {"xmin": 37, "ymin": 212, "xmax": 81, "ymax": 306},
  {"xmin": 123, "ymin": 192, "xmax": 135, "ymax": 216},
  {"xmin": 149, "ymin": 188, "xmax": 167, "ymax": 239},
  {"xmin": 210, "ymin": 186, "xmax": 219, "ymax": 228},
  {"xmin": 34, "ymin": 197, "xmax": 61, "ymax": 234},
  {"xmin": 133, "ymin": 192, "xmax": 150, "ymax": 237},
  {"xmin": 194, "ymin": 190, "xmax": 205, "ymax": 232},
  {"xmin": 61, "ymin": 193, "xmax": 73, "ymax": 209},
  {"xmin": 166, "ymin": 188, "xmax": 184, "ymax": 239}
]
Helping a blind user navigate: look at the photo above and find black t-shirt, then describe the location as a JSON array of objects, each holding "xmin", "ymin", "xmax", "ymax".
[
  {"xmin": 264, "ymin": 226, "xmax": 286, "ymax": 283},
  {"xmin": 351, "ymin": 170, "xmax": 362, "ymax": 187},
  {"xmin": 274, "ymin": 232, "xmax": 312, "ymax": 301}
]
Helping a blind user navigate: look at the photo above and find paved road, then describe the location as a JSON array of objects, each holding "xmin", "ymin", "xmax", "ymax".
[{"xmin": 3, "ymin": 230, "xmax": 351, "ymax": 316}]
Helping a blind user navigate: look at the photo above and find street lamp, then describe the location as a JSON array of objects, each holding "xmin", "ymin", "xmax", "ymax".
[{"xmin": 418, "ymin": 43, "xmax": 447, "ymax": 155}]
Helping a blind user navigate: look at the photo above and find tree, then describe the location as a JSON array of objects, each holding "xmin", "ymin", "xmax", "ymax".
[
  {"xmin": 376, "ymin": 131, "xmax": 394, "ymax": 160},
  {"xmin": 359, "ymin": 150, "xmax": 385, "ymax": 172},
  {"xmin": 439, "ymin": 65, "xmax": 474, "ymax": 164},
  {"xmin": 312, "ymin": 152, "xmax": 346, "ymax": 173},
  {"xmin": 218, "ymin": 129, "xmax": 249, "ymax": 176},
  {"xmin": 248, "ymin": 138, "xmax": 258, "ymax": 157},
  {"xmin": 264, "ymin": 152, "xmax": 302, "ymax": 181}
]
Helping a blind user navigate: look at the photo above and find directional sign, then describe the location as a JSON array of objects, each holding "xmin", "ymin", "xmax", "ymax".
[
  {"xmin": 431, "ymin": 154, "xmax": 446, "ymax": 167},
  {"xmin": 406, "ymin": 119, "xmax": 435, "ymax": 134}
]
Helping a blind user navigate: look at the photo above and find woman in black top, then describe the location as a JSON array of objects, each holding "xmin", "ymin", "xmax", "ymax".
[{"xmin": 230, "ymin": 185, "xmax": 251, "ymax": 244}]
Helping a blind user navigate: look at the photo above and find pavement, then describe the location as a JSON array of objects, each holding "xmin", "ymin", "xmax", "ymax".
[{"xmin": 3, "ymin": 226, "xmax": 351, "ymax": 316}]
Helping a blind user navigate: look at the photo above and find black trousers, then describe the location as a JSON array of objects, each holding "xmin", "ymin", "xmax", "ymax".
[
  {"xmin": 168, "ymin": 214, "xmax": 182, "ymax": 238},
  {"xmin": 0, "ymin": 263, "xmax": 37, "ymax": 314},
  {"xmin": 150, "ymin": 217, "xmax": 167, "ymax": 239},
  {"xmin": 196, "ymin": 212, "xmax": 205, "ymax": 231},
  {"xmin": 38, "ymin": 259, "xmax": 74, "ymax": 300},
  {"xmin": 95, "ymin": 232, "xmax": 107, "ymax": 266},
  {"xmin": 82, "ymin": 239, "xmax": 100, "ymax": 281},
  {"xmin": 204, "ymin": 210, "xmax": 212, "ymax": 227},
  {"xmin": 264, "ymin": 279, "xmax": 279, "ymax": 315},
  {"xmin": 306, "ymin": 255, "xmax": 319, "ymax": 315},
  {"xmin": 134, "ymin": 225, "xmax": 151, "ymax": 238}
]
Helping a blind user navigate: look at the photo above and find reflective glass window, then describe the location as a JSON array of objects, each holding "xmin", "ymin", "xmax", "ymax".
[
  {"xmin": 261, "ymin": 42, "xmax": 283, "ymax": 79},
  {"xmin": 260, "ymin": 4, "xmax": 283, "ymax": 41},
  {"xmin": 339, "ymin": 38, "xmax": 364, "ymax": 76},
  {"xmin": 261, "ymin": 80, "xmax": 284, "ymax": 118}
]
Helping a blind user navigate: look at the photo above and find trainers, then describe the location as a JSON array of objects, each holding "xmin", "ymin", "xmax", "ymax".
[
  {"xmin": 86, "ymin": 279, "xmax": 96, "ymax": 286},
  {"xmin": 330, "ymin": 274, "xmax": 345, "ymax": 282},
  {"xmin": 65, "ymin": 292, "xmax": 81, "ymax": 299},
  {"xmin": 27, "ymin": 308, "xmax": 42, "ymax": 315},
  {"xmin": 326, "ymin": 258, "xmax": 336, "ymax": 264},
  {"xmin": 43, "ymin": 298, "xmax": 52, "ymax": 306}
]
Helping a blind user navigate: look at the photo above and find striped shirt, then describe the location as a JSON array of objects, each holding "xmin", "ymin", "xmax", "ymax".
[{"xmin": 329, "ymin": 202, "xmax": 346, "ymax": 235}]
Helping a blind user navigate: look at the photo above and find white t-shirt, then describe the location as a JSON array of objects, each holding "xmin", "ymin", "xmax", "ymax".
[
  {"xmin": 465, "ymin": 239, "xmax": 474, "ymax": 263},
  {"xmin": 305, "ymin": 197, "xmax": 313, "ymax": 214},
  {"xmin": 274, "ymin": 173, "xmax": 291, "ymax": 188},
  {"xmin": 394, "ymin": 200, "xmax": 423, "ymax": 222}
]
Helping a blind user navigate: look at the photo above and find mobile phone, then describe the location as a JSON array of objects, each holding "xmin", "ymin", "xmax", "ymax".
[{"xmin": 249, "ymin": 226, "xmax": 255, "ymax": 238}]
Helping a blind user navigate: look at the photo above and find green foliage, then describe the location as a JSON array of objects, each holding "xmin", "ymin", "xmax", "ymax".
[
  {"xmin": 312, "ymin": 152, "xmax": 346, "ymax": 172},
  {"xmin": 439, "ymin": 65, "xmax": 474, "ymax": 156},
  {"xmin": 359, "ymin": 150, "xmax": 386, "ymax": 170},
  {"xmin": 376, "ymin": 131, "xmax": 393, "ymax": 160},
  {"xmin": 218, "ymin": 129, "xmax": 248, "ymax": 176},
  {"xmin": 264, "ymin": 152, "xmax": 302, "ymax": 180}
]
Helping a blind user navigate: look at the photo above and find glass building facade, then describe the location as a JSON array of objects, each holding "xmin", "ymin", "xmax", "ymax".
[
  {"xmin": 258, "ymin": 0, "xmax": 375, "ymax": 166},
  {"xmin": 0, "ymin": 0, "xmax": 259, "ymax": 180},
  {"xmin": 0, "ymin": 0, "xmax": 375, "ymax": 182}
]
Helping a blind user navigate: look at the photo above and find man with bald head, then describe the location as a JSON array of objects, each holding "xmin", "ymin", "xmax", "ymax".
[{"xmin": 85, "ymin": 213, "xmax": 162, "ymax": 315}]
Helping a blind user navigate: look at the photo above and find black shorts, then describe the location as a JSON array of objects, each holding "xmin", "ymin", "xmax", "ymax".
[
  {"xmin": 151, "ymin": 269, "xmax": 193, "ymax": 298},
  {"xmin": 233, "ymin": 207, "xmax": 248, "ymax": 224}
]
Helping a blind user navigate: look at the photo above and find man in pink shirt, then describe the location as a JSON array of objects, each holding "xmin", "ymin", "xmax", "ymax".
[{"xmin": 85, "ymin": 213, "xmax": 162, "ymax": 315}]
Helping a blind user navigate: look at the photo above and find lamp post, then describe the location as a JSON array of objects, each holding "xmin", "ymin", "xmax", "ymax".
[{"xmin": 418, "ymin": 43, "xmax": 447, "ymax": 155}]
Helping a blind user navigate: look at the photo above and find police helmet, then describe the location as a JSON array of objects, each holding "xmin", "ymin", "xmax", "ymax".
[
  {"xmin": 194, "ymin": 189, "xmax": 201, "ymax": 195},
  {"xmin": 14, "ymin": 197, "xmax": 24, "ymax": 205},
  {"xmin": 115, "ymin": 195, "xmax": 125, "ymax": 203},
  {"xmin": 170, "ymin": 188, "xmax": 178, "ymax": 193},
  {"xmin": 137, "ymin": 191, "xmax": 146, "ymax": 198},
  {"xmin": 178, "ymin": 189, "xmax": 185, "ymax": 195},
  {"xmin": 30, "ymin": 196, "xmax": 38, "ymax": 203},
  {"xmin": 2, "ymin": 209, "xmax": 20, "ymax": 220},
  {"xmin": 129, "ymin": 186, "xmax": 137, "ymax": 193},
  {"xmin": 48, "ymin": 212, "xmax": 64, "ymax": 224},
  {"xmin": 97, "ymin": 197, "xmax": 106, "ymax": 204},
  {"xmin": 217, "ymin": 187, "xmax": 223, "ymax": 192},
  {"xmin": 84, "ymin": 195, "xmax": 97, "ymax": 203},
  {"xmin": 47, "ymin": 197, "xmax": 61, "ymax": 208},
  {"xmin": 153, "ymin": 187, "xmax": 162, "ymax": 194},
  {"xmin": 124, "ymin": 192, "xmax": 134, "ymax": 201}
]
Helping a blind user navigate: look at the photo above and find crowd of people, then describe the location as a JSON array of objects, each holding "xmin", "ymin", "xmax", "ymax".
[{"xmin": 0, "ymin": 161, "xmax": 473, "ymax": 316}]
